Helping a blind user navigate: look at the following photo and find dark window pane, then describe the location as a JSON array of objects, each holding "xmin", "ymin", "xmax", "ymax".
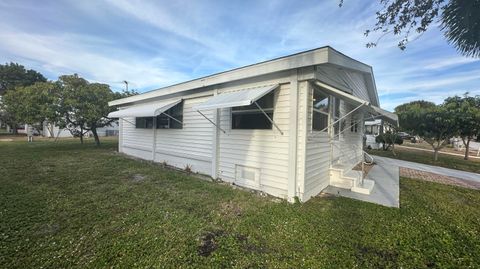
[
  {"xmin": 146, "ymin": 118, "xmax": 154, "ymax": 128},
  {"xmin": 231, "ymin": 91, "xmax": 275, "ymax": 130},
  {"xmin": 313, "ymin": 90, "xmax": 329, "ymax": 114},
  {"xmin": 155, "ymin": 101, "xmax": 183, "ymax": 129},
  {"xmin": 136, "ymin": 117, "xmax": 154, "ymax": 129},
  {"xmin": 312, "ymin": 111, "xmax": 328, "ymax": 131},
  {"xmin": 232, "ymin": 112, "xmax": 273, "ymax": 129},
  {"xmin": 156, "ymin": 115, "xmax": 169, "ymax": 128},
  {"xmin": 334, "ymin": 98, "xmax": 340, "ymax": 118}
]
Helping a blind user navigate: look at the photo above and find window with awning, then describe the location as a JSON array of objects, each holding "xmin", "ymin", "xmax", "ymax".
[
  {"xmin": 108, "ymin": 99, "xmax": 182, "ymax": 118},
  {"xmin": 108, "ymin": 99, "xmax": 184, "ymax": 129},
  {"xmin": 193, "ymin": 84, "xmax": 283, "ymax": 134},
  {"xmin": 231, "ymin": 91, "xmax": 274, "ymax": 129}
]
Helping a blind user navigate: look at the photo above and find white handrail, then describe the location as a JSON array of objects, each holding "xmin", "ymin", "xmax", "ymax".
[{"xmin": 309, "ymin": 102, "xmax": 366, "ymax": 140}]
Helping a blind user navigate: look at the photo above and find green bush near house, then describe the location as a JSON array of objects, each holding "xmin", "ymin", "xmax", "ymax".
[{"xmin": 0, "ymin": 140, "xmax": 479, "ymax": 268}]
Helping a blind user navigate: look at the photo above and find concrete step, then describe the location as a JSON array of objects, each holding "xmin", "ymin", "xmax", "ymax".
[
  {"xmin": 344, "ymin": 170, "xmax": 362, "ymax": 180},
  {"xmin": 351, "ymin": 179, "xmax": 375, "ymax": 195}
]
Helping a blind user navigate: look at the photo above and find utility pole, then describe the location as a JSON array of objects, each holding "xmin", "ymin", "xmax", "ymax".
[{"xmin": 123, "ymin": 80, "xmax": 128, "ymax": 92}]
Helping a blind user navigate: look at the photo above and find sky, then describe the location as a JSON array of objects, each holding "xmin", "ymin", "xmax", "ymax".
[{"xmin": 0, "ymin": 0, "xmax": 479, "ymax": 111}]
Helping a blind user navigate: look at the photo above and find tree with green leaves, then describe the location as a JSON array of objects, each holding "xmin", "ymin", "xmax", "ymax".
[
  {"xmin": 0, "ymin": 63, "xmax": 47, "ymax": 133},
  {"xmin": 1, "ymin": 82, "xmax": 62, "ymax": 137},
  {"xmin": 58, "ymin": 74, "xmax": 136, "ymax": 146},
  {"xmin": 341, "ymin": 0, "xmax": 480, "ymax": 57},
  {"xmin": 443, "ymin": 94, "xmax": 480, "ymax": 160},
  {"xmin": 0, "ymin": 62, "xmax": 47, "ymax": 94},
  {"xmin": 395, "ymin": 101, "xmax": 456, "ymax": 161},
  {"xmin": 375, "ymin": 130, "xmax": 403, "ymax": 155}
]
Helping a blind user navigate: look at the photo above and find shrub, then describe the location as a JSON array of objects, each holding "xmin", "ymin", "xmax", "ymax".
[{"xmin": 376, "ymin": 132, "xmax": 403, "ymax": 152}]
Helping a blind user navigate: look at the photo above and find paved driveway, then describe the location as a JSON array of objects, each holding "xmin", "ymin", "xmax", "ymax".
[{"xmin": 374, "ymin": 156, "xmax": 480, "ymax": 182}]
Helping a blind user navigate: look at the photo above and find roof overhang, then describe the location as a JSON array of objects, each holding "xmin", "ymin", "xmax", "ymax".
[
  {"xmin": 109, "ymin": 46, "xmax": 378, "ymax": 107},
  {"xmin": 107, "ymin": 99, "xmax": 181, "ymax": 118},
  {"xmin": 313, "ymin": 80, "xmax": 397, "ymax": 126}
]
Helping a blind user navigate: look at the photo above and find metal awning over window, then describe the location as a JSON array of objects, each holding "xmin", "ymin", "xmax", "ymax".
[
  {"xmin": 108, "ymin": 99, "xmax": 181, "ymax": 118},
  {"xmin": 193, "ymin": 84, "xmax": 283, "ymax": 134},
  {"xmin": 193, "ymin": 85, "xmax": 278, "ymax": 110},
  {"xmin": 313, "ymin": 80, "xmax": 398, "ymax": 126}
]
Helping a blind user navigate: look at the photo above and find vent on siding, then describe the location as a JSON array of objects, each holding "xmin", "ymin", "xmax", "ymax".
[{"xmin": 235, "ymin": 165, "xmax": 260, "ymax": 189}]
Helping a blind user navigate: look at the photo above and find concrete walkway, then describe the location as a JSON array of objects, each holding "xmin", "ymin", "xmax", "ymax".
[
  {"xmin": 397, "ymin": 145, "xmax": 480, "ymax": 159},
  {"xmin": 374, "ymin": 156, "xmax": 480, "ymax": 182},
  {"xmin": 324, "ymin": 161, "xmax": 400, "ymax": 208},
  {"xmin": 322, "ymin": 156, "xmax": 479, "ymax": 208}
]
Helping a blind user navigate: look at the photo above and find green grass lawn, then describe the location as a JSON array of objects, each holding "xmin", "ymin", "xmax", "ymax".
[
  {"xmin": 367, "ymin": 147, "xmax": 480, "ymax": 173},
  {"xmin": 1, "ymin": 140, "xmax": 480, "ymax": 268}
]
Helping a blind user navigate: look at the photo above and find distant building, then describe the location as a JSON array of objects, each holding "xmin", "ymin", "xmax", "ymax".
[{"xmin": 364, "ymin": 119, "xmax": 392, "ymax": 149}]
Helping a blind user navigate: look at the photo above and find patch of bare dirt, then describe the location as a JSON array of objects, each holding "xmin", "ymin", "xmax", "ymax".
[
  {"xmin": 130, "ymin": 174, "xmax": 146, "ymax": 183},
  {"xmin": 197, "ymin": 230, "xmax": 225, "ymax": 257},
  {"xmin": 36, "ymin": 223, "xmax": 60, "ymax": 236},
  {"xmin": 353, "ymin": 162, "xmax": 375, "ymax": 176},
  {"xmin": 218, "ymin": 201, "xmax": 244, "ymax": 217},
  {"xmin": 197, "ymin": 229, "xmax": 267, "ymax": 257}
]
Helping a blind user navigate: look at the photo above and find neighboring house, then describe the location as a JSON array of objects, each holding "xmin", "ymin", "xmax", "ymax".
[
  {"xmin": 108, "ymin": 46, "xmax": 397, "ymax": 203},
  {"xmin": 451, "ymin": 137, "xmax": 480, "ymax": 157},
  {"xmin": 42, "ymin": 121, "xmax": 119, "ymax": 138},
  {"xmin": 364, "ymin": 119, "xmax": 394, "ymax": 149}
]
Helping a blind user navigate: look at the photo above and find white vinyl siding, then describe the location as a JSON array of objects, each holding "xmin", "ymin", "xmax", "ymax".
[
  {"xmin": 154, "ymin": 96, "xmax": 213, "ymax": 175},
  {"xmin": 217, "ymin": 84, "xmax": 290, "ymax": 199},
  {"xmin": 116, "ymin": 66, "xmax": 373, "ymax": 203},
  {"xmin": 120, "ymin": 96, "xmax": 214, "ymax": 175},
  {"xmin": 337, "ymin": 102, "xmax": 364, "ymax": 171},
  {"xmin": 302, "ymin": 84, "xmax": 331, "ymax": 200}
]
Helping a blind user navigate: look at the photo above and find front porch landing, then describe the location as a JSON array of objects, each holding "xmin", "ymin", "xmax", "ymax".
[{"xmin": 323, "ymin": 158, "xmax": 400, "ymax": 207}]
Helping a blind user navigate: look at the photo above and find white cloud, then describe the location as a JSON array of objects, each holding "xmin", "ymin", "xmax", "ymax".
[
  {"xmin": 0, "ymin": 26, "xmax": 187, "ymax": 91},
  {"xmin": 423, "ymin": 56, "xmax": 479, "ymax": 70},
  {"xmin": 0, "ymin": 0, "xmax": 479, "ymax": 108},
  {"xmin": 379, "ymin": 70, "xmax": 480, "ymax": 95},
  {"xmin": 100, "ymin": 0, "xmax": 240, "ymax": 64}
]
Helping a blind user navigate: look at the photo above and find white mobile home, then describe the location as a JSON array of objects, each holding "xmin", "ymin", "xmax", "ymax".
[{"xmin": 108, "ymin": 47, "xmax": 397, "ymax": 203}]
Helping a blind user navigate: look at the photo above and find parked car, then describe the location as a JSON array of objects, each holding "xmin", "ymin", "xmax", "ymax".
[{"xmin": 398, "ymin": 132, "xmax": 413, "ymax": 140}]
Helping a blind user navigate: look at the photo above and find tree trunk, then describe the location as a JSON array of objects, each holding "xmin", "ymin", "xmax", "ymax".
[
  {"xmin": 464, "ymin": 139, "xmax": 470, "ymax": 160},
  {"xmin": 92, "ymin": 127, "xmax": 100, "ymax": 146},
  {"xmin": 433, "ymin": 149, "xmax": 439, "ymax": 161},
  {"xmin": 79, "ymin": 126, "xmax": 84, "ymax": 144},
  {"xmin": 11, "ymin": 125, "xmax": 17, "ymax": 135},
  {"xmin": 48, "ymin": 124, "xmax": 55, "ymax": 138}
]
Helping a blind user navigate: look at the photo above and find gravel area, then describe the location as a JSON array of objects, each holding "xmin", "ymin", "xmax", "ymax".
[{"xmin": 400, "ymin": 167, "xmax": 480, "ymax": 190}]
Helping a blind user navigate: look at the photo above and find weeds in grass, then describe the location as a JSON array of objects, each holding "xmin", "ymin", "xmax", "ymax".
[
  {"xmin": 1, "ymin": 140, "xmax": 479, "ymax": 268},
  {"xmin": 184, "ymin": 164, "xmax": 192, "ymax": 174}
]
